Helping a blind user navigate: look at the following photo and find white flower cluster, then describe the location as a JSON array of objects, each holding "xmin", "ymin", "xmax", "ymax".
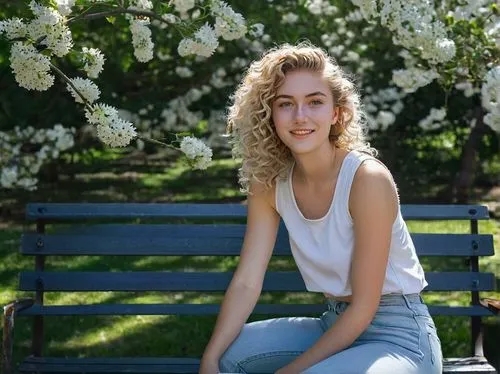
[
  {"xmin": 455, "ymin": 81, "xmax": 479, "ymax": 98},
  {"xmin": 211, "ymin": 0, "xmax": 247, "ymax": 41},
  {"xmin": 160, "ymin": 86, "xmax": 211, "ymax": 132},
  {"xmin": 9, "ymin": 42, "xmax": 54, "ymax": 91},
  {"xmin": 85, "ymin": 104, "xmax": 138, "ymax": 147},
  {"xmin": 175, "ymin": 66, "xmax": 194, "ymax": 78},
  {"xmin": 363, "ymin": 87, "xmax": 406, "ymax": 131},
  {"xmin": 350, "ymin": 0, "xmax": 456, "ymax": 66},
  {"xmin": 129, "ymin": 0, "xmax": 153, "ymax": 11},
  {"xmin": 67, "ymin": 77, "xmax": 101, "ymax": 104},
  {"xmin": 249, "ymin": 23, "xmax": 265, "ymax": 38},
  {"xmin": 0, "ymin": 124, "xmax": 75, "ymax": 190},
  {"xmin": 178, "ymin": 23, "xmax": 219, "ymax": 58},
  {"xmin": 27, "ymin": 1, "xmax": 73, "ymax": 57},
  {"xmin": 170, "ymin": 0, "xmax": 195, "ymax": 19},
  {"xmin": 481, "ymin": 66, "xmax": 500, "ymax": 133},
  {"xmin": 179, "ymin": 136, "xmax": 213, "ymax": 170},
  {"xmin": 0, "ymin": 1, "xmax": 75, "ymax": 91},
  {"xmin": 306, "ymin": 0, "xmax": 338, "ymax": 16},
  {"xmin": 177, "ymin": 2, "xmax": 247, "ymax": 57},
  {"xmin": 81, "ymin": 47, "xmax": 105, "ymax": 79},
  {"xmin": 449, "ymin": 0, "xmax": 490, "ymax": 21},
  {"xmin": 55, "ymin": 0, "xmax": 76, "ymax": 16},
  {"xmin": 281, "ymin": 12, "xmax": 299, "ymax": 25},
  {"xmin": 130, "ymin": 19, "xmax": 154, "ymax": 62},
  {"xmin": 392, "ymin": 67, "xmax": 440, "ymax": 93},
  {"xmin": 418, "ymin": 107, "xmax": 447, "ymax": 130}
]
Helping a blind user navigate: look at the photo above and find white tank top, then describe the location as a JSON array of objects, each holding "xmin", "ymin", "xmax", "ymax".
[{"xmin": 275, "ymin": 150, "xmax": 428, "ymax": 296}]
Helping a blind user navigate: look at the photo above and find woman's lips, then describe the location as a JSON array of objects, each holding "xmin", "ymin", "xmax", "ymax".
[{"xmin": 290, "ymin": 129, "xmax": 315, "ymax": 138}]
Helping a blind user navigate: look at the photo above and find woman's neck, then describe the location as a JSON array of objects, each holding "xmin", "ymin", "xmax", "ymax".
[{"xmin": 292, "ymin": 143, "xmax": 338, "ymax": 185}]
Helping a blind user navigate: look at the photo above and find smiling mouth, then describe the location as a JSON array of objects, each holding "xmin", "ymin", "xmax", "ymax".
[{"xmin": 290, "ymin": 129, "xmax": 315, "ymax": 136}]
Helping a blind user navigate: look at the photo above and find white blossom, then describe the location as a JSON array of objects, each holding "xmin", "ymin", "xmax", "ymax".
[
  {"xmin": 27, "ymin": 1, "xmax": 73, "ymax": 57},
  {"xmin": 0, "ymin": 17, "xmax": 27, "ymax": 39},
  {"xmin": 179, "ymin": 136, "xmax": 213, "ymax": 170},
  {"xmin": 85, "ymin": 103, "xmax": 137, "ymax": 147},
  {"xmin": 0, "ymin": 167, "xmax": 18, "ymax": 189},
  {"xmin": 178, "ymin": 23, "xmax": 219, "ymax": 57},
  {"xmin": 249, "ymin": 23, "xmax": 265, "ymax": 38},
  {"xmin": 66, "ymin": 77, "xmax": 101, "ymax": 104},
  {"xmin": 161, "ymin": 14, "xmax": 177, "ymax": 24},
  {"xmin": 350, "ymin": 0, "xmax": 377, "ymax": 20},
  {"xmin": 170, "ymin": 0, "xmax": 195, "ymax": 18},
  {"xmin": 175, "ymin": 66, "xmax": 194, "ymax": 78},
  {"xmin": 211, "ymin": 1, "xmax": 247, "ymax": 40},
  {"xmin": 1, "ymin": 124, "xmax": 75, "ymax": 190},
  {"xmin": 9, "ymin": 42, "xmax": 54, "ymax": 91},
  {"xmin": 55, "ymin": 0, "xmax": 76, "ymax": 16},
  {"xmin": 129, "ymin": 0, "xmax": 153, "ymax": 10},
  {"xmin": 418, "ymin": 107, "xmax": 447, "ymax": 130},
  {"xmin": 130, "ymin": 19, "xmax": 154, "ymax": 62},
  {"xmin": 376, "ymin": 111, "xmax": 396, "ymax": 130},
  {"xmin": 81, "ymin": 47, "xmax": 105, "ymax": 78},
  {"xmin": 455, "ymin": 81, "xmax": 477, "ymax": 98},
  {"xmin": 281, "ymin": 12, "xmax": 299, "ymax": 24},
  {"xmin": 392, "ymin": 67, "xmax": 440, "ymax": 93},
  {"xmin": 481, "ymin": 66, "xmax": 500, "ymax": 133}
]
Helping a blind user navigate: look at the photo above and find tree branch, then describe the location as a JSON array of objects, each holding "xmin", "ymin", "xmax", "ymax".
[
  {"xmin": 49, "ymin": 62, "xmax": 94, "ymax": 113},
  {"xmin": 66, "ymin": 8, "xmax": 170, "ymax": 26}
]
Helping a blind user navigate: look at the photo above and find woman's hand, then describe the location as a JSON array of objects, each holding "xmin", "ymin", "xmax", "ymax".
[
  {"xmin": 275, "ymin": 365, "xmax": 300, "ymax": 374},
  {"xmin": 199, "ymin": 356, "xmax": 220, "ymax": 374}
]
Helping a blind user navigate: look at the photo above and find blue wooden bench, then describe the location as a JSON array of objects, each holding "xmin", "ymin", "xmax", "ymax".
[{"xmin": 3, "ymin": 203, "xmax": 499, "ymax": 373}]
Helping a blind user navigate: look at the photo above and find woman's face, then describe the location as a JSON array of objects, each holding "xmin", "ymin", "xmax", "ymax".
[{"xmin": 272, "ymin": 69, "xmax": 338, "ymax": 156}]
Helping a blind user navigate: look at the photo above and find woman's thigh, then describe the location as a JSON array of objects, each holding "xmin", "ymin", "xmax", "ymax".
[
  {"xmin": 219, "ymin": 317, "xmax": 324, "ymax": 373},
  {"xmin": 302, "ymin": 341, "xmax": 436, "ymax": 374}
]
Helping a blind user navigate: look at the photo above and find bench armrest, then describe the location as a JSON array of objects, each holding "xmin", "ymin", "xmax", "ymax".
[
  {"xmin": 480, "ymin": 298, "xmax": 500, "ymax": 315},
  {"xmin": 2, "ymin": 298, "xmax": 34, "ymax": 374}
]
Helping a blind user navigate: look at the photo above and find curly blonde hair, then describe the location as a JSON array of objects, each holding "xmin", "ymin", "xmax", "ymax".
[{"xmin": 227, "ymin": 42, "xmax": 376, "ymax": 193}]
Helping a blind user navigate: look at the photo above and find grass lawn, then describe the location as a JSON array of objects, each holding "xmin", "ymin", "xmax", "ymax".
[{"xmin": 1, "ymin": 153, "xmax": 499, "ymax": 370}]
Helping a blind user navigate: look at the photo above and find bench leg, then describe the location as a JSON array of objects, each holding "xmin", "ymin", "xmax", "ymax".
[{"xmin": 2, "ymin": 298, "xmax": 34, "ymax": 374}]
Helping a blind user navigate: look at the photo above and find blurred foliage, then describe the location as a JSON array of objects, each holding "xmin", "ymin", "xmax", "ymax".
[{"xmin": 0, "ymin": 0, "xmax": 498, "ymax": 202}]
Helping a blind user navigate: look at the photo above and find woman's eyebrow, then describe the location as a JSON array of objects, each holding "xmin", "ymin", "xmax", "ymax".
[{"xmin": 275, "ymin": 91, "xmax": 327, "ymax": 100}]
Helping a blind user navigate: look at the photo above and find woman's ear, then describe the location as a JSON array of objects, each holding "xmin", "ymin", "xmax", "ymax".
[{"xmin": 332, "ymin": 107, "xmax": 340, "ymax": 125}]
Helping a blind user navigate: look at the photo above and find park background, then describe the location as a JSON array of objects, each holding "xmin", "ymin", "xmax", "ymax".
[{"xmin": 0, "ymin": 0, "xmax": 499, "ymax": 371}]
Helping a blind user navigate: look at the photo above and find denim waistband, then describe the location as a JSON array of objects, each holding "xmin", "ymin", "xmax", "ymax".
[{"xmin": 326, "ymin": 293, "xmax": 424, "ymax": 314}]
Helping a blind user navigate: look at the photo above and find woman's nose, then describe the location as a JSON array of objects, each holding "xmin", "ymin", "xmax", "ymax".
[{"xmin": 294, "ymin": 105, "xmax": 306, "ymax": 123}]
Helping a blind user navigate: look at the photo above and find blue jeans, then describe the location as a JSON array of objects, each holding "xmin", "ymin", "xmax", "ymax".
[{"xmin": 219, "ymin": 293, "xmax": 442, "ymax": 373}]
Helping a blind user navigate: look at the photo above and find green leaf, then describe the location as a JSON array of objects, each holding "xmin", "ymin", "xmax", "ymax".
[{"xmin": 106, "ymin": 16, "xmax": 116, "ymax": 25}]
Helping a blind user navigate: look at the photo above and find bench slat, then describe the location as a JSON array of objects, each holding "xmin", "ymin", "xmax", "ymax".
[
  {"xmin": 21, "ymin": 230, "xmax": 494, "ymax": 257},
  {"xmin": 18, "ymin": 357, "xmax": 498, "ymax": 373},
  {"xmin": 26, "ymin": 203, "xmax": 490, "ymax": 220},
  {"xmin": 19, "ymin": 271, "xmax": 495, "ymax": 292},
  {"xmin": 17, "ymin": 304, "xmax": 496, "ymax": 317},
  {"xmin": 19, "ymin": 357, "xmax": 200, "ymax": 373}
]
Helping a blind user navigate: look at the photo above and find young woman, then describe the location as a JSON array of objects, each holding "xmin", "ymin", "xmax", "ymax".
[{"xmin": 199, "ymin": 43, "xmax": 442, "ymax": 374}]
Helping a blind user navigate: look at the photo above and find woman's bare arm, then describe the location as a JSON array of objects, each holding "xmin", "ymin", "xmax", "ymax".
[{"xmin": 200, "ymin": 181, "xmax": 280, "ymax": 369}]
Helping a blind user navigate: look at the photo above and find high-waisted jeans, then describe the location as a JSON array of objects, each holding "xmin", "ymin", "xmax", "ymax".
[{"xmin": 219, "ymin": 293, "xmax": 442, "ymax": 373}]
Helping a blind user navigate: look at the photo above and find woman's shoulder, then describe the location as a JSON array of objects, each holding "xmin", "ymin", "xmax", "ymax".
[
  {"xmin": 350, "ymin": 156, "xmax": 399, "ymax": 213},
  {"xmin": 248, "ymin": 178, "xmax": 278, "ymax": 211}
]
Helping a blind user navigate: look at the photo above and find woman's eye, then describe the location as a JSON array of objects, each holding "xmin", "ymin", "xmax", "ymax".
[
  {"xmin": 279, "ymin": 102, "xmax": 293, "ymax": 108},
  {"xmin": 311, "ymin": 100, "xmax": 323, "ymax": 105}
]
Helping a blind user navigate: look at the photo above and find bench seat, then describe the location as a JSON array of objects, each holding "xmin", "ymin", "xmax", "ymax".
[{"xmin": 17, "ymin": 356, "xmax": 498, "ymax": 373}]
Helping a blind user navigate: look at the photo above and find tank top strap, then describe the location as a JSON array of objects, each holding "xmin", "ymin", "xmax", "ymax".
[{"xmin": 334, "ymin": 150, "xmax": 376, "ymax": 218}]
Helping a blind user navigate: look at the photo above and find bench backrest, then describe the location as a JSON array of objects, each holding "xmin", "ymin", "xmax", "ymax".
[{"xmin": 19, "ymin": 203, "xmax": 496, "ymax": 319}]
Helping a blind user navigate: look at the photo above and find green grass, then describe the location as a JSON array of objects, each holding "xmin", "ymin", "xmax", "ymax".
[{"xmin": 0, "ymin": 219, "xmax": 499, "ymax": 370}]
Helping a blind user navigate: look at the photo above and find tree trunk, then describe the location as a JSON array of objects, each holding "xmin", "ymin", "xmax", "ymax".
[{"xmin": 452, "ymin": 106, "xmax": 485, "ymax": 203}]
